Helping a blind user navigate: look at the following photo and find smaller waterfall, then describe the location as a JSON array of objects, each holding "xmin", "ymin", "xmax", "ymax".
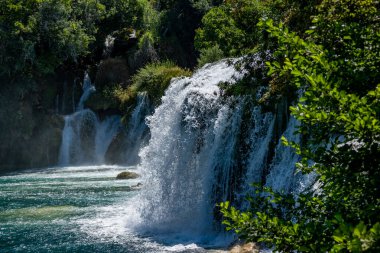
[
  {"xmin": 77, "ymin": 73, "xmax": 96, "ymax": 111},
  {"xmin": 265, "ymin": 116, "xmax": 300, "ymax": 193},
  {"xmin": 123, "ymin": 92, "xmax": 152, "ymax": 165},
  {"xmin": 58, "ymin": 74, "xmax": 121, "ymax": 166},
  {"xmin": 95, "ymin": 115, "xmax": 121, "ymax": 164},
  {"xmin": 58, "ymin": 109, "xmax": 98, "ymax": 165}
]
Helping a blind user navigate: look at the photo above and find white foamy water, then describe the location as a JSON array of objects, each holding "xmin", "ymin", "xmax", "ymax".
[
  {"xmin": 131, "ymin": 61, "xmax": 242, "ymax": 245},
  {"xmin": 122, "ymin": 58, "xmax": 314, "ymax": 250}
]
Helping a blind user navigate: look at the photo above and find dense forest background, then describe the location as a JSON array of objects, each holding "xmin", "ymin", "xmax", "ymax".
[{"xmin": 0, "ymin": 0, "xmax": 379, "ymax": 251}]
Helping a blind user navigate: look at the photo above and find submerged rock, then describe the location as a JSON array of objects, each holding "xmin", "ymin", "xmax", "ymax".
[
  {"xmin": 131, "ymin": 182, "xmax": 143, "ymax": 189},
  {"xmin": 116, "ymin": 171, "xmax": 139, "ymax": 179}
]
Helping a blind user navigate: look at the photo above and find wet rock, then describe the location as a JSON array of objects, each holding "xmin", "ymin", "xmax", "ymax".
[
  {"xmin": 131, "ymin": 182, "xmax": 143, "ymax": 189},
  {"xmin": 95, "ymin": 58, "xmax": 130, "ymax": 91},
  {"xmin": 116, "ymin": 171, "xmax": 139, "ymax": 180}
]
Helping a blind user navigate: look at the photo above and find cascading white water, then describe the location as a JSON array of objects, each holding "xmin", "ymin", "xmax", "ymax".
[
  {"xmin": 58, "ymin": 74, "xmax": 122, "ymax": 166},
  {"xmin": 59, "ymin": 109, "xmax": 98, "ymax": 165},
  {"xmin": 95, "ymin": 115, "xmax": 122, "ymax": 164},
  {"xmin": 265, "ymin": 116, "xmax": 300, "ymax": 193},
  {"xmin": 134, "ymin": 60, "xmax": 242, "ymax": 243},
  {"xmin": 123, "ymin": 92, "xmax": 152, "ymax": 165},
  {"xmin": 131, "ymin": 59, "xmax": 310, "ymax": 246},
  {"xmin": 77, "ymin": 73, "xmax": 96, "ymax": 111}
]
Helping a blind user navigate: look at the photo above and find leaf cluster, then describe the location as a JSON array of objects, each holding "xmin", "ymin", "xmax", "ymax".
[{"xmin": 220, "ymin": 0, "xmax": 380, "ymax": 252}]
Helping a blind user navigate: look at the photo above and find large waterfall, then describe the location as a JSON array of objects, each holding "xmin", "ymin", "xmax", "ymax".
[
  {"xmin": 130, "ymin": 59, "xmax": 307, "ymax": 246},
  {"xmin": 58, "ymin": 74, "xmax": 122, "ymax": 166},
  {"xmin": 55, "ymin": 60, "xmax": 308, "ymax": 247}
]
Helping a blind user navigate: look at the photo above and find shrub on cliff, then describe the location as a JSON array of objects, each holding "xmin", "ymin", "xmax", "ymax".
[
  {"xmin": 122, "ymin": 61, "xmax": 191, "ymax": 104},
  {"xmin": 196, "ymin": 44, "xmax": 224, "ymax": 68},
  {"xmin": 129, "ymin": 61, "xmax": 191, "ymax": 104},
  {"xmin": 97, "ymin": 61, "xmax": 190, "ymax": 117}
]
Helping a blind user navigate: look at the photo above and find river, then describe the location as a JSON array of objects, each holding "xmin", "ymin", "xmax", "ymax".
[{"xmin": 0, "ymin": 166, "xmax": 224, "ymax": 252}]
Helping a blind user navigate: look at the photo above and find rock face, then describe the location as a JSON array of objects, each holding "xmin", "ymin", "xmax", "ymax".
[
  {"xmin": 0, "ymin": 104, "xmax": 64, "ymax": 173},
  {"xmin": 116, "ymin": 171, "xmax": 139, "ymax": 180},
  {"xmin": 95, "ymin": 58, "xmax": 130, "ymax": 91}
]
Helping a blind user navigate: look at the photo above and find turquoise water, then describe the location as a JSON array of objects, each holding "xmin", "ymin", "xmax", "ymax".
[{"xmin": 0, "ymin": 166, "xmax": 213, "ymax": 253}]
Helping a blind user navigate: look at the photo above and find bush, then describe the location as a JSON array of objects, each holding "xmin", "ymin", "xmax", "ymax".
[
  {"xmin": 195, "ymin": 0, "xmax": 268, "ymax": 56},
  {"xmin": 130, "ymin": 61, "xmax": 191, "ymax": 103},
  {"xmin": 108, "ymin": 61, "xmax": 191, "ymax": 112},
  {"xmin": 196, "ymin": 44, "xmax": 224, "ymax": 68}
]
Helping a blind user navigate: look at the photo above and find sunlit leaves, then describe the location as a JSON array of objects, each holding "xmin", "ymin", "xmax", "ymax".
[{"xmin": 220, "ymin": 1, "xmax": 380, "ymax": 251}]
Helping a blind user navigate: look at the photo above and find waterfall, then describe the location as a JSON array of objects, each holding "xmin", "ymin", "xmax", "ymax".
[
  {"xmin": 123, "ymin": 92, "xmax": 152, "ymax": 165},
  {"xmin": 133, "ymin": 61, "xmax": 241, "ymax": 242},
  {"xmin": 131, "ymin": 59, "xmax": 309, "ymax": 245},
  {"xmin": 77, "ymin": 73, "xmax": 96, "ymax": 111},
  {"xmin": 94, "ymin": 115, "xmax": 122, "ymax": 164},
  {"xmin": 58, "ymin": 109, "xmax": 98, "ymax": 165},
  {"xmin": 58, "ymin": 74, "xmax": 122, "ymax": 166},
  {"xmin": 265, "ymin": 116, "xmax": 300, "ymax": 193}
]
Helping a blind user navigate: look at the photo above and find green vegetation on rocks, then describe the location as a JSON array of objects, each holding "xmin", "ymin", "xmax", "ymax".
[
  {"xmin": 196, "ymin": 45, "xmax": 224, "ymax": 68},
  {"xmin": 86, "ymin": 61, "xmax": 190, "ymax": 120},
  {"xmin": 218, "ymin": 0, "xmax": 380, "ymax": 252},
  {"xmin": 130, "ymin": 61, "xmax": 191, "ymax": 103}
]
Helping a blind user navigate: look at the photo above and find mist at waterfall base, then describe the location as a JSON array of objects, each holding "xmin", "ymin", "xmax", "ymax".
[{"xmin": 0, "ymin": 60, "xmax": 313, "ymax": 252}]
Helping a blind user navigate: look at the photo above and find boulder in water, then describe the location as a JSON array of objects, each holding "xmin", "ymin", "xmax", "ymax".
[{"xmin": 116, "ymin": 171, "xmax": 139, "ymax": 179}]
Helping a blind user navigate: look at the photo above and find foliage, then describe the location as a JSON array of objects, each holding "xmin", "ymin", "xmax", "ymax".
[
  {"xmin": 311, "ymin": 0, "xmax": 380, "ymax": 94},
  {"xmin": 195, "ymin": 0, "xmax": 268, "ymax": 56},
  {"xmin": 220, "ymin": 0, "xmax": 380, "ymax": 251},
  {"xmin": 194, "ymin": 0, "xmax": 320, "ymax": 58},
  {"xmin": 0, "ymin": 0, "xmax": 105, "ymax": 77},
  {"xmin": 98, "ymin": 0, "xmax": 145, "ymax": 31},
  {"xmin": 110, "ymin": 61, "xmax": 191, "ymax": 108},
  {"xmin": 131, "ymin": 61, "xmax": 191, "ymax": 103},
  {"xmin": 196, "ymin": 44, "xmax": 224, "ymax": 67}
]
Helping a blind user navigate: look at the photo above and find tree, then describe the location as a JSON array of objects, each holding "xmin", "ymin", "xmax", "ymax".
[{"xmin": 220, "ymin": 0, "xmax": 380, "ymax": 251}]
